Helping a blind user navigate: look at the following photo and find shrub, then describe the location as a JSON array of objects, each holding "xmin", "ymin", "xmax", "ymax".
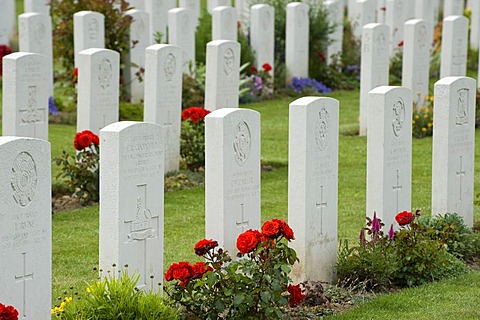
[
  {"xmin": 389, "ymin": 44, "xmax": 403, "ymax": 86},
  {"xmin": 52, "ymin": 268, "xmax": 178, "ymax": 320},
  {"xmin": 412, "ymin": 96, "xmax": 434, "ymax": 138},
  {"xmin": 288, "ymin": 77, "xmax": 332, "ymax": 95},
  {"xmin": 54, "ymin": 130, "xmax": 100, "ymax": 203},
  {"xmin": 165, "ymin": 219, "xmax": 302, "ymax": 319},
  {"xmin": 240, "ymin": 63, "xmax": 274, "ymax": 103},
  {"xmin": 182, "ymin": 63, "xmax": 206, "ymax": 109},
  {"xmin": 180, "ymin": 107, "xmax": 211, "ymax": 170}
]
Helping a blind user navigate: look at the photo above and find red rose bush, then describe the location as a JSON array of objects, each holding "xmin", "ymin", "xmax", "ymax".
[
  {"xmin": 54, "ymin": 130, "xmax": 100, "ymax": 203},
  {"xmin": 180, "ymin": 107, "xmax": 211, "ymax": 170},
  {"xmin": 0, "ymin": 303, "xmax": 18, "ymax": 320},
  {"xmin": 165, "ymin": 219, "xmax": 304, "ymax": 319}
]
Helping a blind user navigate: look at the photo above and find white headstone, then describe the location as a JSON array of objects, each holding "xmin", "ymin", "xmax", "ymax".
[
  {"xmin": 403, "ymin": 0, "xmax": 416, "ymax": 20},
  {"xmin": 125, "ymin": 9, "xmax": 150, "ymax": 104},
  {"xmin": 73, "ymin": 11, "xmax": 105, "ymax": 68},
  {"xmin": 2, "ymin": 53, "xmax": 49, "ymax": 140},
  {"xmin": 432, "ymin": 77, "xmax": 476, "ymax": 227},
  {"xmin": 359, "ymin": 23, "xmax": 390, "ymax": 136},
  {"xmin": 385, "ymin": 0, "xmax": 405, "ymax": 55},
  {"xmin": 207, "ymin": 0, "xmax": 231, "ymax": 14},
  {"xmin": 0, "ymin": 0, "xmax": 15, "ymax": 45},
  {"xmin": 100, "ymin": 121, "xmax": 164, "ymax": 292},
  {"xmin": 415, "ymin": 0, "xmax": 434, "ymax": 47},
  {"xmin": 348, "ymin": 0, "xmax": 377, "ymax": 41},
  {"xmin": 250, "ymin": 4, "xmax": 274, "ymax": 77},
  {"xmin": 212, "ymin": 6, "xmax": 238, "ymax": 41},
  {"xmin": 470, "ymin": 0, "xmax": 480, "ymax": 49},
  {"xmin": 145, "ymin": 0, "xmax": 176, "ymax": 44},
  {"xmin": 77, "ymin": 48, "xmax": 120, "ymax": 134},
  {"xmin": 128, "ymin": 0, "xmax": 146, "ymax": 9},
  {"xmin": 440, "ymin": 15, "xmax": 468, "ymax": 79},
  {"xmin": 324, "ymin": 0, "xmax": 344, "ymax": 64},
  {"xmin": 377, "ymin": 0, "xmax": 386, "ymax": 23},
  {"xmin": 205, "ymin": 108, "xmax": 261, "ymax": 257},
  {"xmin": 402, "ymin": 19, "xmax": 431, "ymax": 107},
  {"xmin": 179, "ymin": 0, "xmax": 200, "ymax": 28},
  {"xmin": 367, "ymin": 86, "xmax": 412, "ymax": 230},
  {"xmin": 18, "ymin": 13, "xmax": 54, "ymax": 98},
  {"xmin": 204, "ymin": 40, "xmax": 240, "ymax": 110},
  {"xmin": 444, "ymin": 0, "xmax": 465, "ymax": 17},
  {"xmin": 144, "ymin": 44, "xmax": 182, "ymax": 173},
  {"xmin": 168, "ymin": 8, "xmax": 195, "ymax": 73},
  {"xmin": 235, "ymin": 0, "xmax": 252, "ymax": 33},
  {"xmin": 0, "ymin": 137, "xmax": 51, "ymax": 320},
  {"xmin": 288, "ymin": 97, "xmax": 339, "ymax": 284},
  {"xmin": 286, "ymin": 2, "xmax": 309, "ymax": 83},
  {"xmin": 24, "ymin": 0, "xmax": 50, "ymax": 14}
]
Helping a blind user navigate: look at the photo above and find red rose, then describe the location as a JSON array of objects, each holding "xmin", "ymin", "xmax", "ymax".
[
  {"xmin": 0, "ymin": 45, "xmax": 13, "ymax": 77},
  {"xmin": 262, "ymin": 63, "xmax": 272, "ymax": 72},
  {"xmin": 165, "ymin": 261, "xmax": 193, "ymax": 286},
  {"xmin": 288, "ymin": 284, "xmax": 306, "ymax": 307},
  {"xmin": 182, "ymin": 108, "xmax": 192, "ymax": 121},
  {"xmin": 0, "ymin": 303, "xmax": 19, "ymax": 320},
  {"xmin": 194, "ymin": 238, "xmax": 218, "ymax": 256},
  {"xmin": 397, "ymin": 40, "xmax": 404, "ymax": 47},
  {"xmin": 395, "ymin": 211, "xmax": 414, "ymax": 226},
  {"xmin": 74, "ymin": 130, "xmax": 97, "ymax": 151},
  {"xmin": 91, "ymin": 132, "xmax": 100, "ymax": 146},
  {"xmin": 73, "ymin": 67, "xmax": 78, "ymax": 78},
  {"xmin": 250, "ymin": 65, "xmax": 258, "ymax": 74},
  {"xmin": 191, "ymin": 262, "xmax": 213, "ymax": 279},
  {"xmin": 182, "ymin": 107, "xmax": 211, "ymax": 123},
  {"xmin": 273, "ymin": 219, "xmax": 295, "ymax": 241},
  {"xmin": 236, "ymin": 229, "xmax": 261, "ymax": 254},
  {"xmin": 261, "ymin": 220, "xmax": 281, "ymax": 238}
]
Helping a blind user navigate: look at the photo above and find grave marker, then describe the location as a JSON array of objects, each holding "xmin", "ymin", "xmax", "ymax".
[
  {"xmin": 470, "ymin": 0, "xmax": 480, "ymax": 49},
  {"xmin": 386, "ymin": 0, "xmax": 405, "ymax": 56},
  {"xmin": 204, "ymin": 40, "xmax": 240, "ymax": 110},
  {"xmin": 348, "ymin": 0, "xmax": 376, "ymax": 41},
  {"xmin": 24, "ymin": 0, "xmax": 50, "ymax": 14},
  {"xmin": 125, "ymin": 9, "xmax": 150, "ymax": 104},
  {"xmin": 0, "ymin": 137, "xmax": 51, "ymax": 320},
  {"xmin": 77, "ymin": 48, "xmax": 120, "ymax": 134},
  {"xmin": 250, "ymin": 4, "xmax": 274, "ymax": 77},
  {"xmin": 74, "ymin": 11, "xmax": 105, "ymax": 68},
  {"xmin": 288, "ymin": 97, "xmax": 339, "ymax": 284},
  {"xmin": 179, "ymin": 0, "xmax": 200, "ymax": 27},
  {"xmin": 205, "ymin": 108, "xmax": 261, "ymax": 257},
  {"xmin": 444, "ymin": 0, "xmax": 465, "ymax": 17},
  {"xmin": 212, "ymin": 6, "xmax": 238, "ymax": 41},
  {"xmin": 144, "ymin": 44, "xmax": 182, "ymax": 173},
  {"xmin": 367, "ymin": 86, "xmax": 412, "ymax": 230},
  {"xmin": 377, "ymin": 0, "xmax": 386, "ymax": 23},
  {"xmin": 286, "ymin": 2, "xmax": 309, "ymax": 83},
  {"xmin": 324, "ymin": 0, "xmax": 343, "ymax": 64},
  {"xmin": 402, "ymin": 19, "xmax": 431, "ymax": 107},
  {"xmin": 2, "ymin": 52, "xmax": 49, "ymax": 140},
  {"xmin": 208, "ymin": 0, "xmax": 231, "ymax": 14},
  {"xmin": 0, "ymin": 0, "xmax": 15, "ymax": 45},
  {"xmin": 18, "ymin": 13, "xmax": 53, "ymax": 98},
  {"xmin": 432, "ymin": 77, "xmax": 476, "ymax": 227},
  {"xmin": 168, "ymin": 7, "xmax": 195, "ymax": 72},
  {"xmin": 440, "ymin": 15, "xmax": 468, "ymax": 78},
  {"xmin": 145, "ymin": 0, "xmax": 176, "ymax": 44},
  {"xmin": 359, "ymin": 23, "xmax": 390, "ymax": 136},
  {"xmin": 100, "ymin": 121, "xmax": 164, "ymax": 292}
]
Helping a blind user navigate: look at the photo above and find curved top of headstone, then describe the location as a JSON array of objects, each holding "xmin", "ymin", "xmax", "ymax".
[
  {"xmin": 169, "ymin": 7, "xmax": 188, "ymax": 14},
  {"xmin": 0, "ymin": 136, "xmax": 49, "ymax": 146},
  {"xmin": 2, "ymin": 51, "xmax": 46, "ymax": 62},
  {"xmin": 435, "ymin": 76, "xmax": 475, "ymax": 86},
  {"xmin": 207, "ymin": 39, "xmax": 240, "ymax": 48},
  {"xmin": 74, "ymin": 10, "xmax": 105, "ymax": 18},
  {"xmin": 405, "ymin": 18, "xmax": 426, "ymax": 26},
  {"xmin": 206, "ymin": 107, "xmax": 260, "ymax": 120},
  {"xmin": 19, "ymin": 12, "xmax": 47, "ymax": 19},
  {"xmin": 146, "ymin": 43, "xmax": 181, "ymax": 52},
  {"xmin": 251, "ymin": 3, "xmax": 272, "ymax": 10},
  {"xmin": 290, "ymin": 96, "xmax": 338, "ymax": 108},
  {"xmin": 213, "ymin": 5, "xmax": 234, "ymax": 12},
  {"xmin": 101, "ymin": 121, "xmax": 162, "ymax": 134},
  {"xmin": 369, "ymin": 85, "xmax": 411, "ymax": 96},
  {"xmin": 443, "ymin": 15, "xmax": 468, "ymax": 23},
  {"xmin": 79, "ymin": 47, "xmax": 119, "ymax": 57},
  {"xmin": 287, "ymin": 2, "xmax": 308, "ymax": 9},
  {"xmin": 363, "ymin": 22, "xmax": 387, "ymax": 30}
]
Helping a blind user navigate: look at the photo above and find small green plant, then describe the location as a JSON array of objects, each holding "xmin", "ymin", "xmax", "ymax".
[
  {"xmin": 240, "ymin": 63, "xmax": 274, "ymax": 103},
  {"xmin": 389, "ymin": 42, "xmax": 403, "ymax": 85},
  {"xmin": 165, "ymin": 219, "xmax": 303, "ymax": 319},
  {"xmin": 52, "ymin": 267, "xmax": 178, "ymax": 319},
  {"xmin": 180, "ymin": 107, "xmax": 211, "ymax": 170},
  {"xmin": 412, "ymin": 95, "xmax": 434, "ymax": 138},
  {"xmin": 182, "ymin": 63, "xmax": 206, "ymax": 109},
  {"xmin": 54, "ymin": 130, "xmax": 100, "ymax": 203}
]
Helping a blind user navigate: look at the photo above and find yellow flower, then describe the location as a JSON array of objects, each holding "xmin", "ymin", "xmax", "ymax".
[
  {"xmin": 423, "ymin": 114, "xmax": 429, "ymax": 119},
  {"xmin": 415, "ymin": 115, "xmax": 420, "ymax": 119},
  {"xmin": 87, "ymin": 287, "xmax": 91, "ymax": 293},
  {"xmin": 424, "ymin": 95, "xmax": 429, "ymax": 100},
  {"xmin": 428, "ymin": 122, "xmax": 432, "ymax": 128},
  {"xmin": 422, "ymin": 127, "xmax": 427, "ymax": 133},
  {"xmin": 412, "ymin": 120, "xmax": 416, "ymax": 124},
  {"xmin": 426, "ymin": 108, "xmax": 430, "ymax": 113},
  {"xmin": 430, "ymin": 96, "xmax": 434, "ymax": 102}
]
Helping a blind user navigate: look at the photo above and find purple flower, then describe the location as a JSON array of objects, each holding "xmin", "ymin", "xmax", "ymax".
[
  {"xmin": 371, "ymin": 212, "xmax": 381, "ymax": 233},
  {"xmin": 254, "ymin": 75, "xmax": 263, "ymax": 91},
  {"xmin": 388, "ymin": 224, "xmax": 395, "ymax": 241},
  {"xmin": 49, "ymin": 96, "xmax": 59, "ymax": 115},
  {"xmin": 288, "ymin": 77, "xmax": 332, "ymax": 94},
  {"xmin": 359, "ymin": 229, "xmax": 366, "ymax": 247}
]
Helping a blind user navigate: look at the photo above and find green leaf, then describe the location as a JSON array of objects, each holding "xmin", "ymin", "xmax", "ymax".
[{"xmin": 233, "ymin": 294, "xmax": 245, "ymax": 306}]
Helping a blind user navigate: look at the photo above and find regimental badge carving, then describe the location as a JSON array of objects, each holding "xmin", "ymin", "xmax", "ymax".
[
  {"xmin": 22, "ymin": 86, "xmax": 42, "ymax": 123},
  {"xmin": 88, "ymin": 18, "xmax": 99, "ymax": 41},
  {"xmin": 315, "ymin": 108, "xmax": 329, "ymax": 151},
  {"xmin": 363, "ymin": 32, "xmax": 371, "ymax": 53},
  {"xmin": 11, "ymin": 152, "xmax": 37, "ymax": 207},
  {"xmin": 233, "ymin": 121, "xmax": 251, "ymax": 166},
  {"xmin": 376, "ymin": 32, "xmax": 386, "ymax": 53},
  {"xmin": 98, "ymin": 58, "xmax": 113, "ymax": 90},
  {"xmin": 456, "ymin": 88, "xmax": 469, "ymax": 125},
  {"xmin": 223, "ymin": 48, "xmax": 234, "ymax": 76},
  {"xmin": 417, "ymin": 24, "xmax": 427, "ymax": 49},
  {"xmin": 126, "ymin": 196, "xmax": 155, "ymax": 241},
  {"xmin": 392, "ymin": 98, "xmax": 406, "ymax": 137},
  {"xmin": 35, "ymin": 22, "xmax": 46, "ymax": 44},
  {"xmin": 164, "ymin": 53, "xmax": 176, "ymax": 82}
]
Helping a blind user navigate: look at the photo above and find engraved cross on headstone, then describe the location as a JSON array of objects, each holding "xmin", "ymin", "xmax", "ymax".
[
  {"xmin": 123, "ymin": 184, "xmax": 159, "ymax": 290},
  {"xmin": 15, "ymin": 252, "xmax": 34, "ymax": 320},
  {"xmin": 19, "ymin": 86, "xmax": 45, "ymax": 137},
  {"xmin": 456, "ymin": 156, "xmax": 466, "ymax": 202},
  {"xmin": 236, "ymin": 203, "xmax": 249, "ymax": 232},
  {"xmin": 392, "ymin": 170, "xmax": 402, "ymax": 214},
  {"xmin": 316, "ymin": 185, "xmax": 327, "ymax": 236},
  {"xmin": 164, "ymin": 110, "xmax": 174, "ymax": 149}
]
